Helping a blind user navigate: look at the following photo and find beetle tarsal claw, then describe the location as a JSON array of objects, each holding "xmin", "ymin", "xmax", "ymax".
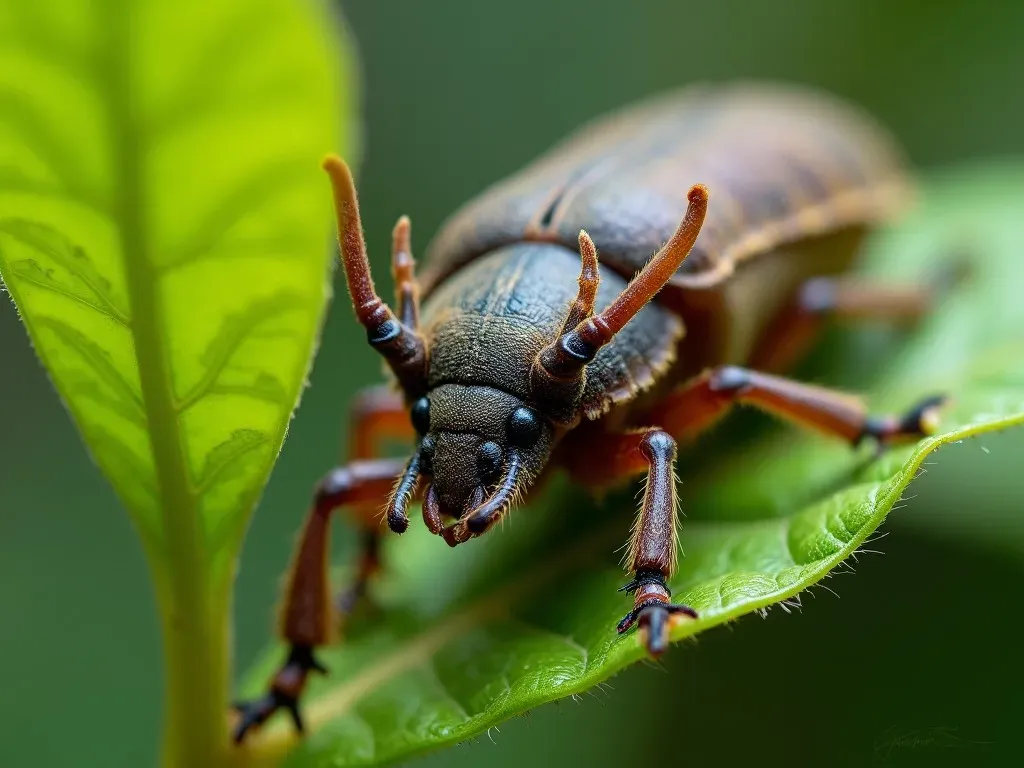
[
  {"xmin": 230, "ymin": 644, "xmax": 327, "ymax": 743},
  {"xmin": 617, "ymin": 600, "xmax": 698, "ymax": 657},
  {"xmin": 857, "ymin": 392, "xmax": 952, "ymax": 450}
]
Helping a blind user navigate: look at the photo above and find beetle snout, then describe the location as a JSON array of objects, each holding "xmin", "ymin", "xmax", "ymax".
[{"xmin": 423, "ymin": 431, "xmax": 495, "ymax": 518}]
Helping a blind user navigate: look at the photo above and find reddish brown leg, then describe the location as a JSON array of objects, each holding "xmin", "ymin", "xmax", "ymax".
[
  {"xmin": 563, "ymin": 364, "xmax": 946, "ymax": 658},
  {"xmin": 750, "ymin": 269, "xmax": 959, "ymax": 373},
  {"xmin": 232, "ymin": 386, "xmax": 415, "ymax": 744},
  {"xmin": 645, "ymin": 365, "xmax": 947, "ymax": 448},
  {"xmin": 337, "ymin": 385, "xmax": 416, "ymax": 612},
  {"xmin": 232, "ymin": 458, "xmax": 406, "ymax": 742},
  {"xmin": 563, "ymin": 428, "xmax": 696, "ymax": 656}
]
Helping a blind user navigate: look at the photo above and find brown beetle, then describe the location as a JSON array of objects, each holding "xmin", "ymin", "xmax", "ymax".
[{"xmin": 233, "ymin": 83, "xmax": 950, "ymax": 741}]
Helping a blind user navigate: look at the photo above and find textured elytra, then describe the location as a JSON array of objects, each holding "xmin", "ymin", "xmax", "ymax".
[{"xmin": 420, "ymin": 83, "xmax": 913, "ymax": 295}]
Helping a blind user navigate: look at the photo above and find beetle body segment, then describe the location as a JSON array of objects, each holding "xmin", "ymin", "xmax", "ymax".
[
  {"xmin": 422, "ymin": 83, "xmax": 912, "ymax": 294},
  {"xmin": 421, "ymin": 242, "xmax": 682, "ymax": 422}
]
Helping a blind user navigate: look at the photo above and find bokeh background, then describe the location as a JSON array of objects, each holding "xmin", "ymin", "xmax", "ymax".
[{"xmin": 2, "ymin": 1, "xmax": 1023, "ymax": 766}]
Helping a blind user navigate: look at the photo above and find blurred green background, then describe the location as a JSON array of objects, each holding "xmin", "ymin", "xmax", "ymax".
[{"xmin": 2, "ymin": 1, "xmax": 1023, "ymax": 766}]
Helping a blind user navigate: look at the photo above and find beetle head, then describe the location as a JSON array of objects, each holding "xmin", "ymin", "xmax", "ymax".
[{"xmin": 385, "ymin": 384, "xmax": 554, "ymax": 544}]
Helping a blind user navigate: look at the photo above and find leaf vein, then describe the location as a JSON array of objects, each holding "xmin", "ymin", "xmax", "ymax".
[
  {"xmin": 0, "ymin": 220, "xmax": 130, "ymax": 326},
  {"xmin": 32, "ymin": 315, "xmax": 145, "ymax": 420}
]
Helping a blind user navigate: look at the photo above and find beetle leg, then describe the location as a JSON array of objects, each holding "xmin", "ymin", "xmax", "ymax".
[
  {"xmin": 336, "ymin": 385, "xmax": 416, "ymax": 610},
  {"xmin": 233, "ymin": 386, "xmax": 416, "ymax": 745},
  {"xmin": 644, "ymin": 365, "xmax": 947, "ymax": 448},
  {"xmin": 232, "ymin": 458, "xmax": 407, "ymax": 744},
  {"xmin": 322, "ymin": 155, "xmax": 428, "ymax": 397},
  {"xmin": 750, "ymin": 262, "xmax": 967, "ymax": 372},
  {"xmin": 565, "ymin": 428, "xmax": 697, "ymax": 656},
  {"xmin": 346, "ymin": 384, "xmax": 414, "ymax": 464}
]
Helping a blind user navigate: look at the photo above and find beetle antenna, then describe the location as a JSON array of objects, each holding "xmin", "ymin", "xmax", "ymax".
[
  {"xmin": 558, "ymin": 230, "xmax": 601, "ymax": 333},
  {"xmin": 534, "ymin": 184, "xmax": 709, "ymax": 382},
  {"xmin": 322, "ymin": 155, "xmax": 428, "ymax": 397},
  {"xmin": 391, "ymin": 215, "xmax": 420, "ymax": 328}
]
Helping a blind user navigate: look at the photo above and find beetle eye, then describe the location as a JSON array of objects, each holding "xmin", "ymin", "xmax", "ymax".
[
  {"xmin": 477, "ymin": 441, "xmax": 503, "ymax": 481},
  {"xmin": 507, "ymin": 406, "xmax": 542, "ymax": 448},
  {"xmin": 410, "ymin": 397, "xmax": 430, "ymax": 435}
]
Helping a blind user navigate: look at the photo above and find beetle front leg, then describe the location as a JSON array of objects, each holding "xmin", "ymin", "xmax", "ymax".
[
  {"xmin": 233, "ymin": 385, "xmax": 415, "ymax": 744},
  {"xmin": 616, "ymin": 430, "xmax": 698, "ymax": 655},
  {"xmin": 232, "ymin": 458, "xmax": 407, "ymax": 743},
  {"xmin": 564, "ymin": 428, "xmax": 697, "ymax": 657},
  {"xmin": 329, "ymin": 384, "xmax": 419, "ymax": 614}
]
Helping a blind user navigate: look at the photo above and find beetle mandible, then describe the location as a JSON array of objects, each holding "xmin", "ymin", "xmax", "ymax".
[{"xmin": 233, "ymin": 83, "xmax": 951, "ymax": 741}]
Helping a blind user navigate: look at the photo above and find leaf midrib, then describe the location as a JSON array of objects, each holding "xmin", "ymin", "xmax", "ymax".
[
  {"xmin": 103, "ymin": 7, "xmax": 225, "ymax": 763},
  {"xmin": 104, "ymin": 3, "xmax": 203, "ymax": 612}
]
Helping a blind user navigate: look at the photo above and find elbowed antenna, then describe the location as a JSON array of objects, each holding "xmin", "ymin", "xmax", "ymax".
[
  {"xmin": 322, "ymin": 155, "xmax": 428, "ymax": 397},
  {"xmin": 533, "ymin": 184, "xmax": 710, "ymax": 385}
]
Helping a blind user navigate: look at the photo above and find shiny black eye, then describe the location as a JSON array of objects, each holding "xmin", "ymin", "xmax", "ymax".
[
  {"xmin": 507, "ymin": 406, "xmax": 542, "ymax": 448},
  {"xmin": 410, "ymin": 397, "xmax": 430, "ymax": 435},
  {"xmin": 477, "ymin": 441, "xmax": 503, "ymax": 481}
]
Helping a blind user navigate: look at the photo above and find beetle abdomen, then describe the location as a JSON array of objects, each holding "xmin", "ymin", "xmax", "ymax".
[
  {"xmin": 420, "ymin": 242, "xmax": 682, "ymax": 418},
  {"xmin": 421, "ymin": 83, "xmax": 913, "ymax": 294}
]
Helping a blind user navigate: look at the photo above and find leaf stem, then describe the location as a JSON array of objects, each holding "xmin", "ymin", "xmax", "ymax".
[{"xmin": 106, "ymin": 7, "xmax": 231, "ymax": 766}]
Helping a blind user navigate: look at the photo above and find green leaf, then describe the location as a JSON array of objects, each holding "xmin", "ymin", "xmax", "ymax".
[
  {"xmin": 238, "ymin": 162, "xmax": 1024, "ymax": 767},
  {"xmin": 0, "ymin": 0, "xmax": 355, "ymax": 764}
]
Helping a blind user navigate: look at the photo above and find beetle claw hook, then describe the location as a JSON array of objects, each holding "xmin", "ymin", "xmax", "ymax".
[{"xmin": 617, "ymin": 600, "xmax": 698, "ymax": 658}]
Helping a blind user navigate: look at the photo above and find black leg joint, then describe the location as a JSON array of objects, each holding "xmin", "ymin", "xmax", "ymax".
[
  {"xmin": 857, "ymin": 394, "xmax": 948, "ymax": 447},
  {"xmin": 231, "ymin": 644, "xmax": 327, "ymax": 744},
  {"xmin": 615, "ymin": 597, "xmax": 697, "ymax": 635},
  {"xmin": 855, "ymin": 415, "xmax": 889, "ymax": 447},
  {"xmin": 618, "ymin": 567, "xmax": 671, "ymax": 596},
  {"xmin": 286, "ymin": 643, "xmax": 328, "ymax": 675}
]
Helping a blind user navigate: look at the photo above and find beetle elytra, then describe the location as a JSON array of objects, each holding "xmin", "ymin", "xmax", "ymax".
[{"xmin": 232, "ymin": 83, "xmax": 952, "ymax": 742}]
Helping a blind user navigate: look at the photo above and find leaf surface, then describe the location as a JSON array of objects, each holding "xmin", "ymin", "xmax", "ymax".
[
  {"xmin": 239, "ymin": 163, "xmax": 1024, "ymax": 767},
  {"xmin": 0, "ymin": 2, "xmax": 356, "ymax": 761},
  {"xmin": 0, "ymin": 0, "xmax": 354, "ymax": 577}
]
